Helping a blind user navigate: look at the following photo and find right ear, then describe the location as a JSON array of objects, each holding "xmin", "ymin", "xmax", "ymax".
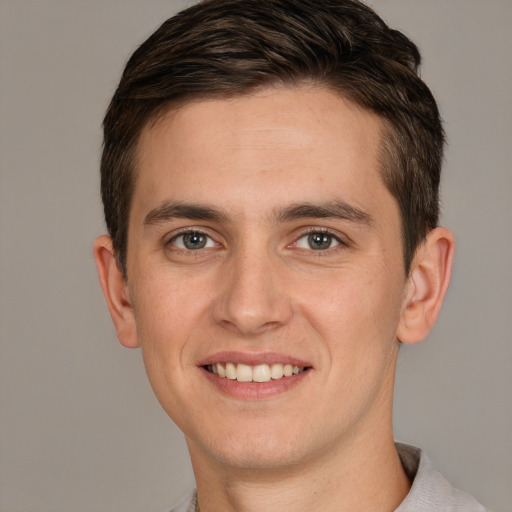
[{"xmin": 93, "ymin": 235, "xmax": 139, "ymax": 348}]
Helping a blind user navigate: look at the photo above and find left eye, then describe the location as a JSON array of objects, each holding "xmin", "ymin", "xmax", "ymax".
[
  {"xmin": 170, "ymin": 231, "xmax": 215, "ymax": 250},
  {"xmin": 296, "ymin": 232, "xmax": 340, "ymax": 251}
]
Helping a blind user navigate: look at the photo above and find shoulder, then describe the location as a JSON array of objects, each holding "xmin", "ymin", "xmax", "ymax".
[
  {"xmin": 169, "ymin": 488, "xmax": 197, "ymax": 512},
  {"xmin": 395, "ymin": 443, "xmax": 488, "ymax": 512}
]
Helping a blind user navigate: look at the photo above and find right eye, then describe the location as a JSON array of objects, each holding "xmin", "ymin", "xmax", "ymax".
[{"xmin": 169, "ymin": 231, "xmax": 215, "ymax": 250}]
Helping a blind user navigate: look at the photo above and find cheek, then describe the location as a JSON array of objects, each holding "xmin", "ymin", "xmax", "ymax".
[
  {"xmin": 130, "ymin": 271, "xmax": 212, "ymax": 425},
  {"xmin": 297, "ymin": 265, "xmax": 403, "ymax": 355},
  {"xmin": 133, "ymin": 265, "xmax": 209, "ymax": 329},
  {"xmin": 130, "ymin": 269, "xmax": 211, "ymax": 375}
]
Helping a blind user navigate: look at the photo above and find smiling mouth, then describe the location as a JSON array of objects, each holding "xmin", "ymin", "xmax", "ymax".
[{"xmin": 205, "ymin": 362, "xmax": 310, "ymax": 383}]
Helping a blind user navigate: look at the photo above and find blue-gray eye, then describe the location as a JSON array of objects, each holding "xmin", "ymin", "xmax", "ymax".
[
  {"xmin": 172, "ymin": 232, "xmax": 215, "ymax": 250},
  {"xmin": 296, "ymin": 232, "xmax": 340, "ymax": 250}
]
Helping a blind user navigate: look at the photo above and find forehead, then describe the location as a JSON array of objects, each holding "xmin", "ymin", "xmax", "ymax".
[{"xmin": 133, "ymin": 86, "xmax": 390, "ymax": 217}]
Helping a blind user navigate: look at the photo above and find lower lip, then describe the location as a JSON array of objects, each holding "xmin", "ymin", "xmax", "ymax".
[{"xmin": 200, "ymin": 367, "xmax": 311, "ymax": 400}]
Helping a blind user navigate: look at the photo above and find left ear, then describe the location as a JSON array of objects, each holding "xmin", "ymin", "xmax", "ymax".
[{"xmin": 397, "ymin": 227, "xmax": 455, "ymax": 344}]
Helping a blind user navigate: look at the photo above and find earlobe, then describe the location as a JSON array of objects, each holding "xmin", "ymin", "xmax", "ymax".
[
  {"xmin": 93, "ymin": 235, "xmax": 140, "ymax": 348},
  {"xmin": 397, "ymin": 227, "xmax": 455, "ymax": 344}
]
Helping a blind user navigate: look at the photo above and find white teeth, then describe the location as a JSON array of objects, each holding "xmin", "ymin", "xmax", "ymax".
[
  {"xmin": 253, "ymin": 364, "xmax": 271, "ymax": 382},
  {"xmin": 225, "ymin": 362, "xmax": 237, "ymax": 380},
  {"xmin": 216, "ymin": 363, "xmax": 226, "ymax": 378},
  {"xmin": 236, "ymin": 363, "xmax": 253, "ymax": 382},
  {"xmin": 270, "ymin": 363, "xmax": 284, "ymax": 379},
  {"xmin": 209, "ymin": 362, "xmax": 306, "ymax": 382}
]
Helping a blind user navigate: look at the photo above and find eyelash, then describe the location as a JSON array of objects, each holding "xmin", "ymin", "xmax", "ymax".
[
  {"xmin": 293, "ymin": 228, "xmax": 347, "ymax": 253},
  {"xmin": 166, "ymin": 229, "xmax": 217, "ymax": 251},
  {"xmin": 165, "ymin": 227, "xmax": 348, "ymax": 254}
]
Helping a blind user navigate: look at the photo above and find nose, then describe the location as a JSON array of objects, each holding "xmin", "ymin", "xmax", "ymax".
[{"xmin": 212, "ymin": 250, "xmax": 293, "ymax": 336}]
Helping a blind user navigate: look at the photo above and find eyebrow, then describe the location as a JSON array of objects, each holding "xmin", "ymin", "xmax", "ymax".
[
  {"xmin": 143, "ymin": 199, "xmax": 373, "ymax": 227},
  {"xmin": 144, "ymin": 201, "xmax": 229, "ymax": 226},
  {"xmin": 274, "ymin": 201, "xmax": 373, "ymax": 226}
]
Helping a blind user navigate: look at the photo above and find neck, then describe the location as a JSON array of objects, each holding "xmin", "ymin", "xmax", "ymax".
[{"xmin": 189, "ymin": 427, "xmax": 410, "ymax": 512}]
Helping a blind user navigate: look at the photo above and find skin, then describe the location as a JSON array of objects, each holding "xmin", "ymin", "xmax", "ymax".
[{"xmin": 94, "ymin": 86, "xmax": 454, "ymax": 512}]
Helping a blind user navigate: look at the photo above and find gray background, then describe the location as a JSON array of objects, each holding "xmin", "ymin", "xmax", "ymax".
[{"xmin": 0, "ymin": 1, "xmax": 510, "ymax": 511}]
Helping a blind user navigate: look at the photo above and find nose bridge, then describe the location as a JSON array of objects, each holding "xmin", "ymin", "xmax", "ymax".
[{"xmin": 212, "ymin": 240, "xmax": 291, "ymax": 335}]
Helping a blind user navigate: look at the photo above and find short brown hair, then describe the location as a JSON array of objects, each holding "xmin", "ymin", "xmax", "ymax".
[{"xmin": 101, "ymin": 0, "xmax": 444, "ymax": 276}]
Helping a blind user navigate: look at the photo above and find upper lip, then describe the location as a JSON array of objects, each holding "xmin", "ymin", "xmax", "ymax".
[{"xmin": 197, "ymin": 351, "xmax": 312, "ymax": 368}]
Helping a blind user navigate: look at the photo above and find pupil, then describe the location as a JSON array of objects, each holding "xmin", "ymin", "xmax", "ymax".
[
  {"xmin": 184, "ymin": 232, "xmax": 206, "ymax": 249},
  {"xmin": 308, "ymin": 233, "xmax": 331, "ymax": 250}
]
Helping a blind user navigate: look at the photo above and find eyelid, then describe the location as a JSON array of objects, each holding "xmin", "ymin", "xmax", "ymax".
[
  {"xmin": 290, "ymin": 227, "xmax": 349, "ymax": 251},
  {"xmin": 296, "ymin": 233, "xmax": 339, "ymax": 250},
  {"xmin": 165, "ymin": 227, "xmax": 219, "ymax": 249},
  {"xmin": 163, "ymin": 225, "xmax": 349, "ymax": 252},
  {"xmin": 301, "ymin": 227, "xmax": 347, "ymax": 242}
]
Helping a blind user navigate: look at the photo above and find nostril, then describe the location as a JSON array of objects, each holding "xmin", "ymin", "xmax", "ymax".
[{"xmin": 210, "ymin": 259, "xmax": 294, "ymax": 334}]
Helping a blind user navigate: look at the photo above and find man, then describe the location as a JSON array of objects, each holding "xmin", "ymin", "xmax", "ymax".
[{"xmin": 93, "ymin": 0, "xmax": 487, "ymax": 510}]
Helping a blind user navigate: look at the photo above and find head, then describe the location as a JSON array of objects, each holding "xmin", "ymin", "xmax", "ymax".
[
  {"xmin": 101, "ymin": 0, "xmax": 444, "ymax": 278},
  {"xmin": 94, "ymin": 0, "xmax": 454, "ymax": 474}
]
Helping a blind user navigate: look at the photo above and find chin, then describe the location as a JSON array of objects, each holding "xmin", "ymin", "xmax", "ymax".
[
  {"xmin": 187, "ymin": 420, "xmax": 322, "ymax": 472},
  {"xmin": 210, "ymin": 442, "xmax": 303, "ymax": 472}
]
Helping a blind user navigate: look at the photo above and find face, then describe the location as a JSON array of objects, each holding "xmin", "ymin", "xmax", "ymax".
[{"xmin": 125, "ymin": 87, "xmax": 408, "ymax": 471}]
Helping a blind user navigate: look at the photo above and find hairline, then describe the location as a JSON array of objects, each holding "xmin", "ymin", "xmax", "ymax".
[{"xmin": 118, "ymin": 81, "xmax": 410, "ymax": 276}]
